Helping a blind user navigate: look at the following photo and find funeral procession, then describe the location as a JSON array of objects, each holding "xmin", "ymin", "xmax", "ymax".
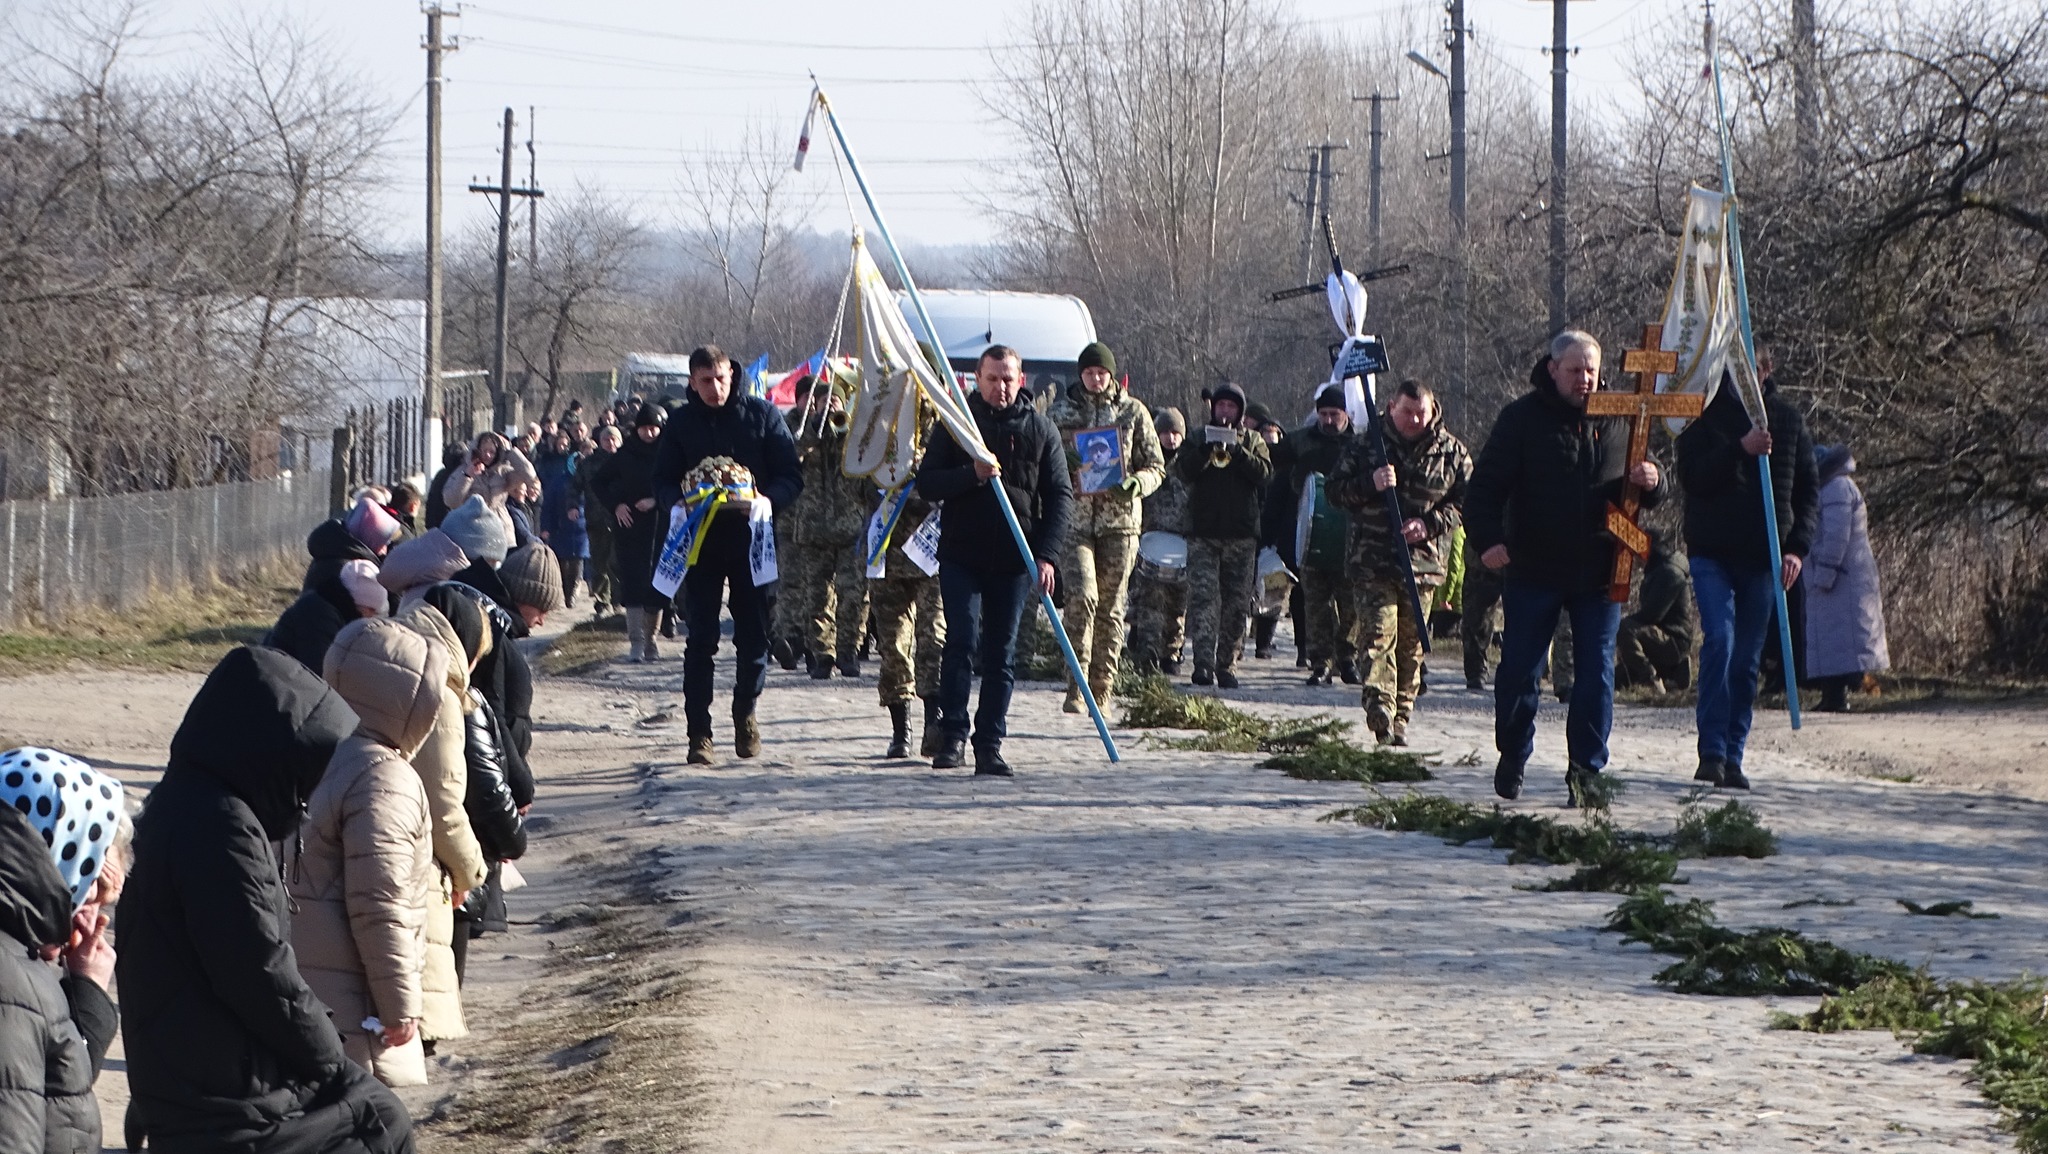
[{"xmin": 5, "ymin": 0, "xmax": 2048, "ymax": 1151}]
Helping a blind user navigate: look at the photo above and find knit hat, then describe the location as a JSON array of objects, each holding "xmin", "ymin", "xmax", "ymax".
[
  {"xmin": 0, "ymin": 748, "xmax": 125, "ymax": 911},
  {"xmin": 344, "ymin": 496, "xmax": 402, "ymax": 553},
  {"xmin": 1154, "ymin": 406, "xmax": 1187, "ymax": 436},
  {"xmin": 1202, "ymin": 383, "xmax": 1249, "ymax": 424},
  {"xmin": 1244, "ymin": 401, "xmax": 1274, "ymax": 427},
  {"xmin": 498, "ymin": 543, "xmax": 566, "ymax": 615},
  {"xmin": 1077, "ymin": 341, "xmax": 1117, "ymax": 377},
  {"xmin": 1315, "ymin": 385, "xmax": 1349, "ymax": 412},
  {"xmin": 338, "ymin": 559, "xmax": 386, "ymax": 615},
  {"xmin": 441, "ymin": 495, "xmax": 510, "ymax": 565},
  {"xmin": 634, "ymin": 403, "xmax": 666, "ymax": 429}
]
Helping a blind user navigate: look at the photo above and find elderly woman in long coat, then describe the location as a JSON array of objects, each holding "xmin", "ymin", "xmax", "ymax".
[{"xmin": 1804, "ymin": 444, "xmax": 1889, "ymax": 711}]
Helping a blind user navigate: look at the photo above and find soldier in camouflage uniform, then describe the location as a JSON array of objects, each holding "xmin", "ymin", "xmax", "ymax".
[
  {"xmin": 1287, "ymin": 386, "xmax": 1362, "ymax": 686},
  {"xmin": 1327, "ymin": 379, "xmax": 1472, "ymax": 744},
  {"xmin": 866, "ymin": 475, "xmax": 946, "ymax": 758},
  {"xmin": 1176, "ymin": 383, "xmax": 1272, "ymax": 689},
  {"xmin": 781, "ymin": 381, "xmax": 873, "ymax": 678},
  {"xmin": 1047, "ymin": 342, "xmax": 1167, "ymax": 712},
  {"xmin": 1126, "ymin": 408, "xmax": 1190, "ymax": 675}
]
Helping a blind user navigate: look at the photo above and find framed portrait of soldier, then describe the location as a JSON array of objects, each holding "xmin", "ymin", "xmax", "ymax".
[{"xmin": 1073, "ymin": 427, "xmax": 1125, "ymax": 494}]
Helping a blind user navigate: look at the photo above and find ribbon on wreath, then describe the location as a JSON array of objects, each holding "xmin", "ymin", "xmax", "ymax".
[
  {"xmin": 862, "ymin": 478, "xmax": 918, "ymax": 577},
  {"xmin": 652, "ymin": 484, "xmax": 729, "ymax": 598}
]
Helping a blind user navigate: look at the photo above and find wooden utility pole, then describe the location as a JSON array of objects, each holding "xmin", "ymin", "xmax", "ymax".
[
  {"xmin": 1541, "ymin": 0, "xmax": 1589, "ymax": 334},
  {"xmin": 1352, "ymin": 92, "xmax": 1400, "ymax": 263},
  {"xmin": 1315, "ymin": 141, "xmax": 1346, "ymax": 254},
  {"xmin": 469, "ymin": 109, "xmax": 543, "ymax": 434},
  {"xmin": 1791, "ymin": 0, "xmax": 1820, "ymax": 180},
  {"xmin": 1448, "ymin": 0, "xmax": 1469, "ymax": 426},
  {"xmin": 1293, "ymin": 147, "xmax": 1323, "ymax": 283},
  {"xmin": 526, "ymin": 105, "xmax": 539, "ymax": 261},
  {"xmin": 422, "ymin": 5, "xmax": 456, "ymax": 472}
]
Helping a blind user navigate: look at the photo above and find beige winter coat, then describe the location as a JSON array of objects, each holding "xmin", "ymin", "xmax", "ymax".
[
  {"xmin": 396, "ymin": 603, "xmax": 489, "ymax": 1041},
  {"xmin": 292, "ymin": 617, "xmax": 444, "ymax": 1085},
  {"xmin": 442, "ymin": 434, "xmax": 537, "ymax": 539}
]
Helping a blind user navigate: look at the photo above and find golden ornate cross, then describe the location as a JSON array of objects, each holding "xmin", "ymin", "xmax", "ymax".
[{"xmin": 1584, "ymin": 323, "xmax": 1704, "ymax": 602}]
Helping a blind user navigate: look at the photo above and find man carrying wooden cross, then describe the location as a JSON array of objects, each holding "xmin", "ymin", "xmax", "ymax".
[{"xmin": 1465, "ymin": 329, "xmax": 1671, "ymax": 808}]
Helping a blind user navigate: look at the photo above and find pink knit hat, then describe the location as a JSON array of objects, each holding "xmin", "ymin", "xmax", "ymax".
[
  {"xmin": 345, "ymin": 497, "xmax": 403, "ymax": 553},
  {"xmin": 338, "ymin": 559, "xmax": 386, "ymax": 615}
]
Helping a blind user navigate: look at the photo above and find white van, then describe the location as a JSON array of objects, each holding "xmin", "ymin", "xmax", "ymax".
[
  {"xmin": 897, "ymin": 291, "xmax": 1098, "ymax": 398},
  {"xmin": 617, "ymin": 352, "xmax": 695, "ymax": 403}
]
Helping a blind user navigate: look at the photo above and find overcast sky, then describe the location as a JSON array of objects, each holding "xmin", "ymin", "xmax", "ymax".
[{"xmin": 24, "ymin": 0, "xmax": 1695, "ymax": 248}]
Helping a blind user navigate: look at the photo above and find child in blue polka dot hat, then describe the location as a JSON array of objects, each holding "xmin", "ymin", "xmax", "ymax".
[{"xmin": 0, "ymin": 747, "xmax": 130, "ymax": 913}]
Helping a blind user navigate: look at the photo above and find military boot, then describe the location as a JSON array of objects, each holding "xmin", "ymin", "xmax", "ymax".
[
  {"xmin": 622, "ymin": 608, "xmax": 648, "ymax": 663},
  {"xmin": 885, "ymin": 702, "xmax": 911, "ymax": 759},
  {"xmin": 919, "ymin": 698, "xmax": 942, "ymax": 758},
  {"xmin": 1252, "ymin": 616, "xmax": 1277, "ymax": 659},
  {"xmin": 808, "ymin": 653, "xmax": 832, "ymax": 680},
  {"xmin": 687, "ymin": 732, "xmax": 715, "ymax": 765},
  {"xmin": 734, "ymin": 712, "xmax": 762, "ymax": 759}
]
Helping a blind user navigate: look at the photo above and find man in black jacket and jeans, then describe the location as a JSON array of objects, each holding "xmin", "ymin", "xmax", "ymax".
[
  {"xmin": 1675, "ymin": 352, "xmax": 1818, "ymax": 790},
  {"xmin": 1465, "ymin": 330, "xmax": 1670, "ymax": 806},
  {"xmin": 917, "ymin": 345, "xmax": 1074, "ymax": 776},
  {"xmin": 653, "ymin": 345, "xmax": 803, "ymax": 765}
]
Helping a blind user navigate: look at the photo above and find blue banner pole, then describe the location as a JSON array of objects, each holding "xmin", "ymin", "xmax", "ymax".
[
  {"xmin": 1709, "ymin": 25, "xmax": 1802, "ymax": 730},
  {"xmin": 814, "ymin": 87, "xmax": 1120, "ymax": 762}
]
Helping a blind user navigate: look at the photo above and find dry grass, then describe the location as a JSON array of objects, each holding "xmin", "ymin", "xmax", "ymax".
[
  {"xmin": 418, "ymin": 853, "xmax": 703, "ymax": 1154},
  {"xmin": 538, "ymin": 614, "xmax": 628, "ymax": 677},
  {"xmin": 0, "ymin": 559, "xmax": 300, "ymax": 678}
]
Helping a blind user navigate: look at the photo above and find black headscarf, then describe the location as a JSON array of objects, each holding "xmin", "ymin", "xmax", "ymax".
[{"xmin": 421, "ymin": 584, "xmax": 487, "ymax": 664}]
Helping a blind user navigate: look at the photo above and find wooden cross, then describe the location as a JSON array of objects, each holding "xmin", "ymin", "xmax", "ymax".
[{"xmin": 1584, "ymin": 323, "xmax": 1705, "ymax": 603}]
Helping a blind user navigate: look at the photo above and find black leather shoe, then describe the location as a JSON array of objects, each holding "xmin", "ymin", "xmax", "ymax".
[
  {"xmin": 1215, "ymin": 669, "xmax": 1239, "ymax": 689},
  {"xmin": 1338, "ymin": 661, "xmax": 1362, "ymax": 686},
  {"xmin": 1720, "ymin": 762, "xmax": 1752, "ymax": 790},
  {"xmin": 932, "ymin": 735, "xmax": 967, "ymax": 770},
  {"xmin": 1494, "ymin": 756, "xmax": 1525, "ymax": 800},
  {"xmin": 973, "ymin": 746, "xmax": 1013, "ymax": 777},
  {"xmin": 1694, "ymin": 757, "xmax": 1725, "ymax": 787},
  {"xmin": 1192, "ymin": 666, "xmax": 1214, "ymax": 687}
]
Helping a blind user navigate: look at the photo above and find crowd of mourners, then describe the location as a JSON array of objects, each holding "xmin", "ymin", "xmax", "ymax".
[{"xmin": 2, "ymin": 329, "xmax": 1896, "ymax": 1153}]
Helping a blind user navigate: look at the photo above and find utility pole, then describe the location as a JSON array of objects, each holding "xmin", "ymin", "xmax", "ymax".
[
  {"xmin": 1291, "ymin": 146, "xmax": 1324, "ymax": 283},
  {"xmin": 1352, "ymin": 92, "xmax": 1400, "ymax": 263},
  {"xmin": 1448, "ymin": 0, "xmax": 1469, "ymax": 428},
  {"xmin": 1791, "ymin": 0, "xmax": 1820, "ymax": 181},
  {"xmin": 422, "ymin": 5, "xmax": 457, "ymax": 475},
  {"xmin": 1316, "ymin": 142, "xmax": 1346, "ymax": 244},
  {"xmin": 1541, "ymin": 0, "xmax": 1585, "ymax": 334},
  {"xmin": 526, "ymin": 105, "xmax": 539, "ymax": 261},
  {"xmin": 469, "ymin": 109, "xmax": 544, "ymax": 434}
]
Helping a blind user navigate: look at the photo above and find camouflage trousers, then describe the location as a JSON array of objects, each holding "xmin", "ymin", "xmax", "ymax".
[
  {"xmin": 1125, "ymin": 576, "xmax": 1187, "ymax": 671},
  {"xmin": 1300, "ymin": 565, "xmax": 1359, "ymax": 667},
  {"xmin": 779, "ymin": 539, "xmax": 868, "ymax": 663},
  {"xmin": 871, "ymin": 572, "xmax": 944, "ymax": 706},
  {"xmin": 1186, "ymin": 536, "xmax": 1256, "ymax": 674},
  {"xmin": 1616, "ymin": 622, "xmax": 1692, "ymax": 691},
  {"xmin": 1357, "ymin": 576, "xmax": 1440, "ymax": 734},
  {"xmin": 1061, "ymin": 529, "xmax": 1140, "ymax": 697}
]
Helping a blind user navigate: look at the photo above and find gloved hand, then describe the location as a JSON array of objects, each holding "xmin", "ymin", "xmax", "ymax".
[{"xmin": 1118, "ymin": 477, "xmax": 1144, "ymax": 496}]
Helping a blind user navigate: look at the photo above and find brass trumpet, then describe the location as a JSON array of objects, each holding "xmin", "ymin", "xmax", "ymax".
[{"xmin": 1209, "ymin": 440, "xmax": 1232, "ymax": 467}]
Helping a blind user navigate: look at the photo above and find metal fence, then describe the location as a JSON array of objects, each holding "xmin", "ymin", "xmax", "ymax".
[{"xmin": 0, "ymin": 470, "xmax": 331, "ymax": 629}]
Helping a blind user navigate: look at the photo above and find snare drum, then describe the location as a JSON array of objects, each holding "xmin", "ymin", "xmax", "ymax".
[
  {"xmin": 1135, "ymin": 531, "xmax": 1189, "ymax": 585},
  {"xmin": 1255, "ymin": 546, "xmax": 1297, "ymax": 616}
]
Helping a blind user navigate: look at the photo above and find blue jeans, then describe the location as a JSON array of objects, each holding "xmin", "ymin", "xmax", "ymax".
[
  {"xmin": 938, "ymin": 564, "xmax": 1033, "ymax": 750},
  {"xmin": 1496, "ymin": 579, "xmax": 1622, "ymax": 771},
  {"xmin": 1690, "ymin": 556, "xmax": 1774, "ymax": 767},
  {"xmin": 682, "ymin": 528, "xmax": 770, "ymax": 735}
]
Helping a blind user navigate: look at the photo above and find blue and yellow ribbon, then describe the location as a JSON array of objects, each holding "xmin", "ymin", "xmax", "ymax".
[{"xmin": 864, "ymin": 477, "xmax": 916, "ymax": 570}]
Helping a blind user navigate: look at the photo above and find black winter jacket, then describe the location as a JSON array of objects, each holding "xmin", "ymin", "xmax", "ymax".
[
  {"xmin": 0, "ymin": 804, "xmax": 114, "ymax": 1154},
  {"xmin": 117, "ymin": 646, "xmax": 414, "ymax": 1154},
  {"xmin": 651, "ymin": 389, "xmax": 803, "ymax": 513},
  {"xmin": 1465, "ymin": 363, "xmax": 1672, "ymax": 593},
  {"xmin": 461, "ymin": 689, "xmax": 527, "ymax": 864},
  {"xmin": 1174, "ymin": 423, "xmax": 1273, "ymax": 540},
  {"xmin": 302, "ymin": 521, "xmax": 376, "ymax": 593},
  {"xmin": 262, "ymin": 585, "xmax": 355, "ymax": 675},
  {"xmin": 423, "ymin": 463, "xmax": 458, "ymax": 530},
  {"xmin": 421, "ymin": 583, "xmax": 535, "ymax": 807},
  {"xmin": 917, "ymin": 389, "xmax": 1074, "ymax": 575},
  {"xmin": 1676, "ymin": 382, "xmax": 1819, "ymax": 571}
]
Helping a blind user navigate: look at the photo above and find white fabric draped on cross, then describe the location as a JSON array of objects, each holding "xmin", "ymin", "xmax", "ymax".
[
  {"xmin": 1657, "ymin": 185, "xmax": 1769, "ymax": 432},
  {"xmin": 845, "ymin": 233, "xmax": 996, "ymax": 487}
]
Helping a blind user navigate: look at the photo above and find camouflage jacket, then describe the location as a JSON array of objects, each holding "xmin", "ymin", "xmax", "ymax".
[
  {"xmin": 789, "ymin": 415, "xmax": 873, "ymax": 546},
  {"xmin": 1046, "ymin": 380, "xmax": 1166, "ymax": 537},
  {"xmin": 1326, "ymin": 412, "xmax": 1472, "ymax": 580},
  {"xmin": 1142, "ymin": 444, "xmax": 1191, "ymax": 536}
]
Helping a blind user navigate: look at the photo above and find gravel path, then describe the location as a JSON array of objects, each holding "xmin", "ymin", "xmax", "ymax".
[{"xmin": 626, "ymin": 653, "xmax": 2039, "ymax": 1153}]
